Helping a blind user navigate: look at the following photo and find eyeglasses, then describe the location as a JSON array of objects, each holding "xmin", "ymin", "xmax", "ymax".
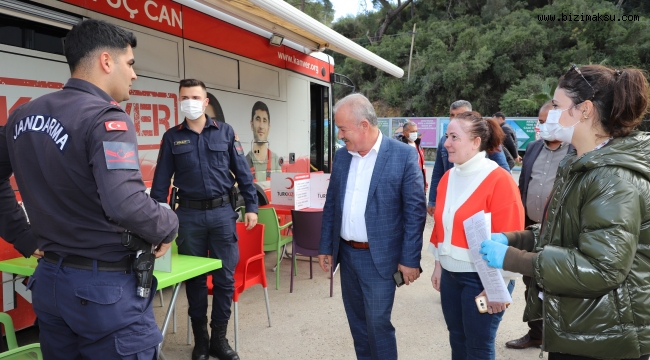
[{"xmin": 569, "ymin": 64, "xmax": 595, "ymax": 101}]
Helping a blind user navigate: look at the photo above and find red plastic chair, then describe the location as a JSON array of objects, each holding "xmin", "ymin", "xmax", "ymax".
[
  {"xmin": 186, "ymin": 223, "xmax": 271, "ymax": 352},
  {"xmin": 232, "ymin": 222, "xmax": 271, "ymax": 351}
]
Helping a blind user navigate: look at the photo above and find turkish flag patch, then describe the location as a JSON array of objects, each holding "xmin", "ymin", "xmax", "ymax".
[{"xmin": 105, "ymin": 121, "xmax": 128, "ymax": 131}]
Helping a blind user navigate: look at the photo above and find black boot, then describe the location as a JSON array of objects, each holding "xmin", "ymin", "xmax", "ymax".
[
  {"xmin": 190, "ymin": 317, "xmax": 210, "ymax": 360},
  {"xmin": 209, "ymin": 322, "xmax": 240, "ymax": 360}
]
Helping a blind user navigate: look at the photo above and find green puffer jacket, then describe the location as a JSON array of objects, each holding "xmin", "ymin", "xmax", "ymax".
[{"xmin": 525, "ymin": 131, "xmax": 650, "ymax": 359}]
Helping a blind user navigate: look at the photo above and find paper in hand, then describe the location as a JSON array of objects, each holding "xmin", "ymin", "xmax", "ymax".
[{"xmin": 463, "ymin": 211, "xmax": 513, "ymax": 304}]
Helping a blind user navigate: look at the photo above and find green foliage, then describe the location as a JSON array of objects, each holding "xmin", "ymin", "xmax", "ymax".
[
  {"xmin": 285, "ymin": 0, "xmax": 335, "ymax": 25},
  {"xmin": 328, "ymin": 0, "xmax": 650, "ymax": 117}
]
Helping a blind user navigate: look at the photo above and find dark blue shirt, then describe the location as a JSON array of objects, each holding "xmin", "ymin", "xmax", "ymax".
[{"xmin": 151, "ymin": 117, "xmax": 258, "ymax": 213}]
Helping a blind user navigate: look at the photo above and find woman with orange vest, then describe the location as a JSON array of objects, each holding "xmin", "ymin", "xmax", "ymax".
[{"xmin": 429, "ymin": 111, "xmax": 525, "ymax": 359}]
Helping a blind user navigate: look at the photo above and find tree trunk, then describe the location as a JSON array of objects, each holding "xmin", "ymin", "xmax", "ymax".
[
  {"xmin": 365, "ymin": 30, "xmax": 374, "ymax": 45},
  {"xmin": 373, "ymin": 0, "xmax": 413, "ymax": 42},
  {"xmin": 616, "ymin": 0, "xmax": 625, "ymax": 8},
  {"xmin": 300, "ymin": 0, "xmax": 305, "ymax": 12}
]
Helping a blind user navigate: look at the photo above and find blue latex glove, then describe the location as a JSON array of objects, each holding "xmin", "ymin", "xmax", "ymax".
[
  {"xmin": 479, "ymin": 239, "xmax": 508, "ymax": 269},
  {"xmin": 491, "ymin": 233, "xmax": 508, "ymax": 245}
]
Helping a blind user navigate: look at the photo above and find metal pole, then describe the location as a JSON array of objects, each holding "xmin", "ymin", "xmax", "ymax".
[{"xmin": 407, "ymin": 23, "xmax": 416, "ymax": 82}]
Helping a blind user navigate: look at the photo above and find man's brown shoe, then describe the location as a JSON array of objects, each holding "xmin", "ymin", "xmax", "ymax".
[{"xmin": 505, "ymin": 334, "xmax": 542, "ymax": 349}]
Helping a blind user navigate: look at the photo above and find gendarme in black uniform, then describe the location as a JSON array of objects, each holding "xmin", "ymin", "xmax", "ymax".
[
  {"xmin": 151, "ymin": 113, "xmax": 257, "ymax": 360},
  {"xmin": 0, "ymin": 78, "xmax": 179, "ymax": 359}
]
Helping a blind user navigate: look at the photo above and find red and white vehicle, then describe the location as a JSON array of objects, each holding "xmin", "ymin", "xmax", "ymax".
[{"xmin": 0, "ymin": 0, "xmax": 402, "ymax": 329}]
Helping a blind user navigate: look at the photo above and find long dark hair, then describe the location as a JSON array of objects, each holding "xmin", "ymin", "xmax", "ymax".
[{"xmin": 558, "ymin": 65, "xmax": 649, "ymax": 138}]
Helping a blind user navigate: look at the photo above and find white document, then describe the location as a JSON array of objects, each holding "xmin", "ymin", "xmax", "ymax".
[
  {"xmin": 463, "ymin": 211, "xmax": 513, "ymax": 303},
  {"xmin": 293, "ymin": 174, "xmax": 310, "ymax": 210}
]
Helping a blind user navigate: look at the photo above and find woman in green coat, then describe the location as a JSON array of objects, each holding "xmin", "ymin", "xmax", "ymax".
[{"xmin": 480, "ymin": 64, "xmax": 650, "ymax": 360}]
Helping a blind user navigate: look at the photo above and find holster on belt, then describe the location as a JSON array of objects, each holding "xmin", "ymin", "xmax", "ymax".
[
  {"xmin": 229, "ymin": 185, "xmax": 239, "ymax": 212},
  {"xmin": 169, "ymin": 187, "xmax": 178, "ymax": 210},
  {"xmin": 121, "ymin": 232, "xmax": 155, "ymax": 298}
]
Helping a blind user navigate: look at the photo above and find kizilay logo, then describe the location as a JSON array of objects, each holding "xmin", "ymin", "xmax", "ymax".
[{"xmin": 277, "ymin": 177, "xmax": 294, "ymax": 197}]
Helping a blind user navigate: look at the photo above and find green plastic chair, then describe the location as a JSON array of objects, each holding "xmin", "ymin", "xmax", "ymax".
[
  {"xmin": 243, "ymin": 207, "xmax": 292, "ymax": 290},
  {"xmin": 0, "ymin": 312, "xmax": 42, "ymax": 359}
]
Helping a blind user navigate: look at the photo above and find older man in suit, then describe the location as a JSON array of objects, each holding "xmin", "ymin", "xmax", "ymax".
[{"xmin": 318, "ymin": 94, "xmax": 426, "ymax": 360}]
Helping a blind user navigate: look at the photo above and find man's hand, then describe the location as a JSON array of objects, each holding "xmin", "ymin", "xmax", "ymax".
[
  {"xmin": 431, "ymin": 260, "xmax": 442, "ymax": 292},
  {"xmin": 477, "ymin": 289, "xmax": 508, "ymax": 314},
  {"xmin": 32, "ymin": 249, "xmax": 43, "ymax": 259},
  {"xmin": 318, "ymin": 254, "xmax": 333, "ymax": 272},
  {"xmin": 398, "ymin": 264, "xmax": 420, "ymax": 285},
  {"xmin": 244, "ymin": 212, "xmax": 258, "ymax": 230},
  {"xmin": 154, "ymin": 242, "xmax": 171, "ymax": 258},
  {"xmin": 516, "ymin": 155, "xmax": 522, "ymax": 163},
  {"xmin": 427, "ymin": 206, "xmax": 436, "ymax": 217}
]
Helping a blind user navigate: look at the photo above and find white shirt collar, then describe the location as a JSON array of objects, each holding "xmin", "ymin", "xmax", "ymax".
[{"xmin": 348, "ymin": 131, "xmax": 383, "ymax": 158}]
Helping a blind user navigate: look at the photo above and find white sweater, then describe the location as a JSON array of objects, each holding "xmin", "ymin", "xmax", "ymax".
[{"xmin": 428, "ymin": 151, "xmax": 497, "ymax": 272}]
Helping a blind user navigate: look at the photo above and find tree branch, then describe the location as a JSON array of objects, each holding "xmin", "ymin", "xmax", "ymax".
[{"xmin": 373, "ymin": 0, "xmax": 413, "ymax": 41}]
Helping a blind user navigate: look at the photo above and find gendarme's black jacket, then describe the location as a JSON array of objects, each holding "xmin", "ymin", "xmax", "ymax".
[{"xmin": 0, "ymin": 78, "xmax": 178, "ymax": 261}]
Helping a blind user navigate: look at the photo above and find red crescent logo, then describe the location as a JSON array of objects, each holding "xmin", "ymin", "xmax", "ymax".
[{"xmin": 286, "ymin": 177, "xmax": 294, "ymax": 189}]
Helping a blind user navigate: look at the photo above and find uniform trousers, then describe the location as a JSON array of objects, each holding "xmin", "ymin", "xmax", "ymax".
[
  {"xmin": 30, "ymin": 258, "xmax": 161, "ymax": 360},
  {"xmin": 176, "ymin": 205, "xmax": 239, "ymax": 325},
  {"xmin": 339, "ymin": 241, "xmax": 397, "ymax": 360}
]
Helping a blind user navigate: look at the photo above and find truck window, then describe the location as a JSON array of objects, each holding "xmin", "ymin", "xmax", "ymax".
[{"xmin": 0, "ymin": 13, "xmax": 67, "ymax": 55}]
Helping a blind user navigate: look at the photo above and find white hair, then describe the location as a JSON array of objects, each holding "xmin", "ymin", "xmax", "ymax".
[
  {"xmin": 333, "ymin": 93, "xmax": 378, "ymax": 127},
  {"xmin": 450, "ymin": 100, "xmax": 472, "ymax": 111}
]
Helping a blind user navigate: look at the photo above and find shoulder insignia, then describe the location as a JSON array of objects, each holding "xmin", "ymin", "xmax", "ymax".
[
  {"xmin": 234, "ymin": 141, "xmax": 244, "ymax": 156},
  {"xmin": 234, "ymin": 132, "xmax": 240, "ymax": 142},
  {"xmin": 105, "ymin": 120, "xmax": 128, "ymax": 131},
  {"xmin": 174, "ymin": 140, "xmax": 190, "ymax": 146},
  {"xmin": 13, "ymin": 114, "xmax": 69, "ymax": 153},
  {"xmin": 103, "ymin": 141, "xmax": 139, "ymax": 170}
]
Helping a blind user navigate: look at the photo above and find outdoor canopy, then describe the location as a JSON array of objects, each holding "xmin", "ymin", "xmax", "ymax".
[{"xmin": 176, "ymin": 0, "xmax": 405, "ymax": 78}]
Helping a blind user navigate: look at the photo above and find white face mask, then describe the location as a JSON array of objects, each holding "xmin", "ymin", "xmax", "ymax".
[
  {"xmin": 180, "ymin": 99, "xmax": 205, "ymax": 120},
  {"xmin": 408, "ymin": 132, "xmax": 418, "ymax": 142},
  {"xmin": 538, "ymin": 123, "xmax": 557, "ymax": 141},
  {"xmin": 544, "ymin": 107, "xmax": 581, "ymax": 144}
]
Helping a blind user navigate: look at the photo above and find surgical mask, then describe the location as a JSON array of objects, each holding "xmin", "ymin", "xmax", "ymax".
[
  {"xmin": 544, "ymin": 107, "xmax": 581, "ymax": 144},
  {"xmin": 408, "ymin": 132, "xmax": 418, "ymax": 142},
  {"xmin": 538, "ymin": 123, "xmax": 557, "ymax": 141},
  {"xmin": 180, "ymin": 99, "xmax": 204, "ymax": 120}
]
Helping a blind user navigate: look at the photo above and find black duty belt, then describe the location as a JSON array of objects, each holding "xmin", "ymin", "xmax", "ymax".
[
  {"xmin": 44, "ymin": 252, "xmax": 132, "ymax": 272},
  {"xmin": 178, "ymin": 196, "xmax": 230, "ymax": 210}
]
